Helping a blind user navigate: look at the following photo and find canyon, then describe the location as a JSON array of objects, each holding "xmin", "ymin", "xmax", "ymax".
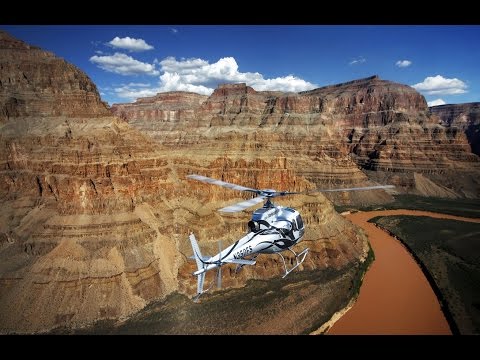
[
  {"xmin": 430, "ymin": 102, "xmax": 480, "ymax": 156},
  {"xmin": 113, "ymin": 78, "xmax": 480, "ymax": 201},
  {"xmin": 1, "ymin": 29, "xmax": 479, "ymax": 333},
  {"xmin": 0, "ymin": 31, "xmax": 370, "ymax": 333}
]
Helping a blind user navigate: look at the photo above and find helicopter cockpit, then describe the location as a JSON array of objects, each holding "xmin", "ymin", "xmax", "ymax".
[{"xmin": 248, "ymin": 206, "xmax": 305, "ymax": 241}]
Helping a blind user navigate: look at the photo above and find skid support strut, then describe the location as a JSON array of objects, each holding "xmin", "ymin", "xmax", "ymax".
[{"xmin": 278, "ymin": 247, "xmax": 309, "ymax": 278}]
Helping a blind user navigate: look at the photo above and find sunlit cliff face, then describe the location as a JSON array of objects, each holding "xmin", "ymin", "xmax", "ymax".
[{"xmin": 0, "ymin": 31, "xmax": 370, "ymax": 333}]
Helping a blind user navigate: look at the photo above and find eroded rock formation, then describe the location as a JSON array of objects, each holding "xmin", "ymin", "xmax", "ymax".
[
  {"xmin": 0, "ymin": 31, "xmax": 368, "ymax": 333},
  {"xmin": 430, "ymin": 102, "xmax": 480, "ymax": 156},
  {"xmin": 112, "ymin": 78, "xmax": 480, "ymax": 200}
]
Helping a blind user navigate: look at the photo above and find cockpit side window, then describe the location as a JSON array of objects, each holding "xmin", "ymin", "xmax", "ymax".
[
  {"xmin": 296, "ymin": 215, "xmax": 304, "ymax": 229},
  {"xmin": 248, "ymin": 220, "xmax": 259, "ymax": 233}
]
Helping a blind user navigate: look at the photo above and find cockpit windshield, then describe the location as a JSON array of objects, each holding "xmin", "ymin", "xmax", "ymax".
[{"xmin": 296, "ymin": 215, "xmax": 304, "ymax": 230}]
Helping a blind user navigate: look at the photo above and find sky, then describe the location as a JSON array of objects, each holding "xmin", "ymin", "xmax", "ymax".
[{"xmin": 3, "ymin": 25, "xmax": 480, "ymax": 107}]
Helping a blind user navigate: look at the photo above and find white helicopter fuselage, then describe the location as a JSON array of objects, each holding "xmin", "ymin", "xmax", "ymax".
[
  {"xmin": 193, "ymin": 205, "xmax": 305, "ymax": 276},
  {"xmin": 187, "ymin": 173, "xmax": 394, "ymax": 300}
]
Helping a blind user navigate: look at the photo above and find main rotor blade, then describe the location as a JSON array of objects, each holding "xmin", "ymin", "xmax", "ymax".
[
  {"xmin": 218, "ymin": 196, "xmax": 266, "ymax": 213},
  {"xmin": 303, "ymin": 185, "xmax": 395, "ymax": 194},
  {"xmin": 268, "ymin": 191, "xmax": 300, "ymax": 197},
  {"xmin": 187, "ymin": 174, "xmax": 260, "ymax": 194}
]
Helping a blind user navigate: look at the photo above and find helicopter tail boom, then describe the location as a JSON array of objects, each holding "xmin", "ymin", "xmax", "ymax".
[{"xmin": 189, "ymin": 233, "xmax": 258, "ymax": 300}]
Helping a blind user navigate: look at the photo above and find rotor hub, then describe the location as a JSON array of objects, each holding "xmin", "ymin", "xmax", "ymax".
[{"xmin": 260, "ymin": 189, "xmax": 278, "ymax": 197}]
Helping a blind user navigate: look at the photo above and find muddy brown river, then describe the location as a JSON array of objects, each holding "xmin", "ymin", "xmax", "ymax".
[{"xmin": 327, "ymin": 210, "xmax": 480, "ymax": 335}]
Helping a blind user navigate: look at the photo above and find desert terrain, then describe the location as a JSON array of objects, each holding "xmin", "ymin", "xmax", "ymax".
[{"xmin": 1, "ymin": 30, "xmax": 479, "ymax": 334}]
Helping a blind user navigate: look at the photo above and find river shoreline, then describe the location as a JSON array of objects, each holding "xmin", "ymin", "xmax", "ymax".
[
  {"xmin": 370, "ymin": 222, "xmax": 460, "ymax": 335},
  {"xmin": 323, "ymin": 209, "xmax": 480, "ymax": 334}
]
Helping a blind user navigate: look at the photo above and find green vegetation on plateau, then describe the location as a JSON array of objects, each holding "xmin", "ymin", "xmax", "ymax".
[
  {"xmin": 336, "ymin": 195, "xmax": 480, "ymax": 219},
  {"xmin": 370, "ymin": 215, "xmax": 480, "ymax": 334}
]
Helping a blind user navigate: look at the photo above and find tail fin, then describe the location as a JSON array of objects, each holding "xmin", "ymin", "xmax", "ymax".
[
  {"xmin": 189, "ymin": 233, "xmax": 206, "ymax": 299},
  {"xmin": 194, "ymin": 273, "xmax": 206, "ymax": 302},
  {"xmin": 189, "ymin": 233, "xmax": 204, "ymax": 271}
]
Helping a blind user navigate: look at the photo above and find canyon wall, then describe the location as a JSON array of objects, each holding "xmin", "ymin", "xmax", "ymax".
[
  {"xmin": 430, "ymin": 102, "xmax": 480, "ymax": 156},
  {"xmin": 0, "ymin": 31, "xmax": 368, "ymax": 333},
  {"xmin": 112, "ymin": 77, "xmax": 480, "ymax": 200}
]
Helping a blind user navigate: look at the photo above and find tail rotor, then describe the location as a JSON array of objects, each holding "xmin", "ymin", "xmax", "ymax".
[{"xmin": 217, "ymin": 240, "xmax": 222, "ymax": 289}]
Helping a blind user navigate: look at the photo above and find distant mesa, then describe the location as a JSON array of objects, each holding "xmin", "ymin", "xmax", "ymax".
[
  {"xmin": 112, "ymin": 73, "xmax": 480, "ymax": 199},
  {"xmin": 299, "ymin": 75, "xmax": 381, "ymax": 93},
  {"xmin": 212, "ymin": 82, "xmax": 258, "ymax": 96},
  {"xmin": 123, "ymin": 91, "xmax": 208, "ymax": 106}
]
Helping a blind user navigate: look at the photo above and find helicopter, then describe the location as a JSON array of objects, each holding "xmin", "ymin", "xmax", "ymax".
[{"xmin": 187, "ymin": 174, "xmax": 394, "ymax": 301}]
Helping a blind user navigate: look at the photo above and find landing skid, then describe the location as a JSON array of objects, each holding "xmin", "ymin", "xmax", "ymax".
[
  {"xmin": 193, "ymin": 249, "xmax": 308, "ymax": 301},
  {"xmin": 278, "ymin": 248, "xmax": 309, "ymax": 278},
  {"xmin": 235, "ymin": 255, "xmax": 258, "ymax": 273}
]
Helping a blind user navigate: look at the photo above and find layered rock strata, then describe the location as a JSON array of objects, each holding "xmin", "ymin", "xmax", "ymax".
[
  {"xmin": 0, "ymin": 31, "xmax": 368, "ymax": 333},
  {"xmin": 113, "ymin": 77, "xmax": 480, "ymax": 200},
  {"xmin": 430, "ymin": 102, "xmax": 480, "ymax": 156}
]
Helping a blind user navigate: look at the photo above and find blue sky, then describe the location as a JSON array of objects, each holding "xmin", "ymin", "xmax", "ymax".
[{"xmin": 3, "ymin": 25, "xmax": 479, "ymax": 107}]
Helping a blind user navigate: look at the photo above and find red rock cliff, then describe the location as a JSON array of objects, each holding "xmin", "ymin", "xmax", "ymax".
[
  {"xmin": 112, "ymin": 78, "xmax": 480, "ymax": 199},
  {"xmin": 0, "ymin": 31, "xmax": 109, "ymax": 120},
  {"xmin": 430, "ymin": 102, "xmax": 480, "ymax": 156},
  {"xmin": 0, "ymin": 31, "xmax": 368, "ymax": 333}
]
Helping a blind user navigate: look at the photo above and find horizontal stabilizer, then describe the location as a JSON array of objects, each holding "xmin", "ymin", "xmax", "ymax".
[
  {"xmin": 188, "ymin": 255, "xmax": 209, "ymax": 261},
  {"xmin": 224, "ymin": 258, "xmax": 256, "ymax": 266}
]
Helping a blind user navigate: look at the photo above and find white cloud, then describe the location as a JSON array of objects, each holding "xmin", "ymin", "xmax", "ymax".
[
  {"xmin": 170, "ymin": 28, "xmax": 178, "ymax": 34},
  {"xmin": 124, "ymin": 82, "xmax": 151, "ymax": 87},
  {"xmin": 160, "ymin": 57, "xmax": 209, "ymax": 73},
  {"xmin": 396, "ymin": 60, "xmax": 412, "ymax": 68},
  {"xmin": 89, "ymin": 53, "xmax": 159, "ymax": 76},
  {"xmin": 159, "ymin": 72, "xmax": 214, "ymax": 95},
  {"xmin": 412, "ymin": 75, "xmax": 467, "ymax": 95},
  {"xmin": 157, "ymin": 56, "xmax": 316, "ymax": 95},
  {"xmin": 108, "ymin": 36, "xmax": 154, "ymax": 52},
  {"xmin": 110, "ymin": 55, "xmax": 317, "ymax": 102},
  {"xmin": 427, "ymin": 98, "xmax": 446, "ymax": 107},
  {"xmin": 114, "ymin": 84, "xmax": 159, "ymax": 101},
  {"xmin": 349, "ymin": 57, "xmax": 366, "ymax": 65}
]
